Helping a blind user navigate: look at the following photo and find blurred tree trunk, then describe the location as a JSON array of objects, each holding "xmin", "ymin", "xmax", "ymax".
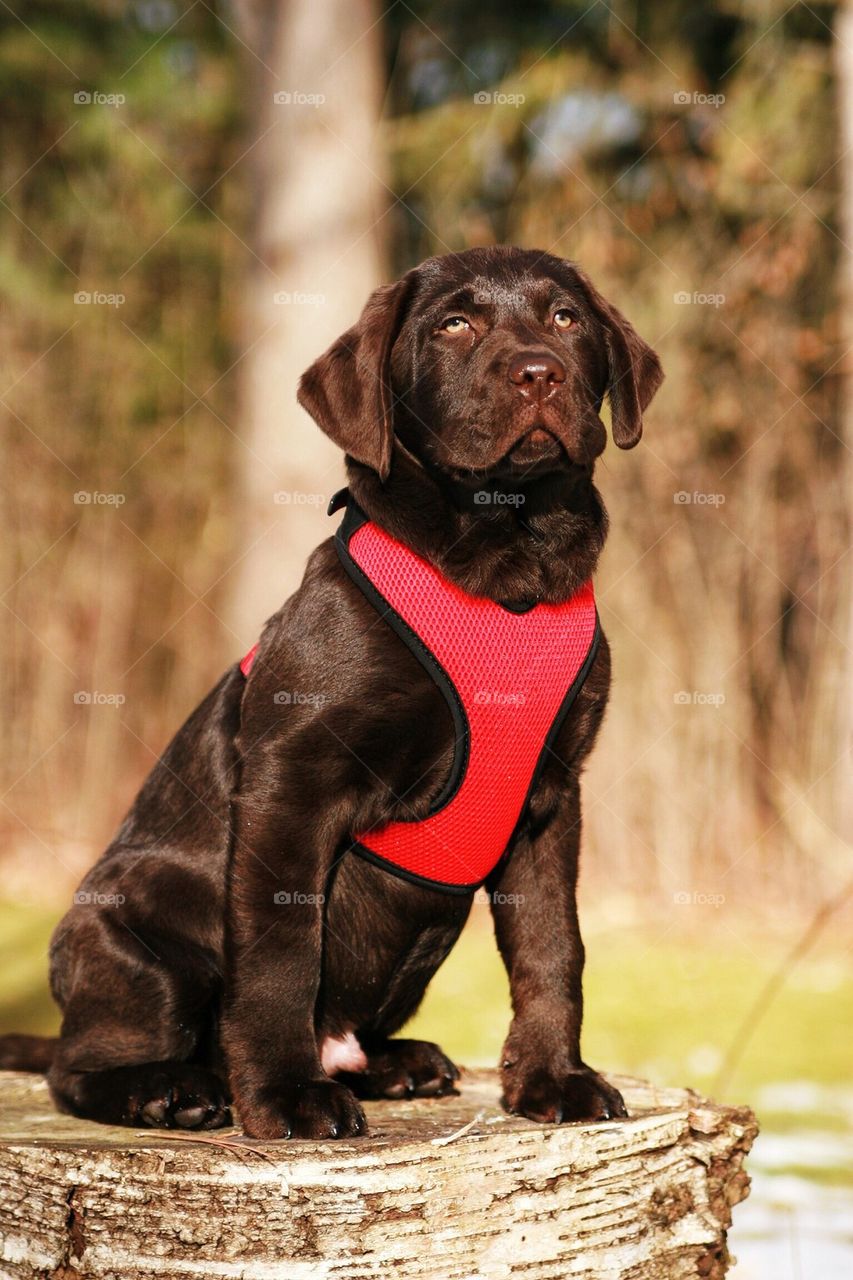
[
  {"xmin": 228, "ymin": 0, "xmax": 387, "ymax": 643},
  {"xmin": 835, "ymin": 6, "xmax": 853, "ymax": 844}
]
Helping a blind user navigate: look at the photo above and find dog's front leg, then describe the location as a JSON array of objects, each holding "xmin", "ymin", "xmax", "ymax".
[
  {"xmin": 488, "ymin": 782, "xmax": 627, "ymax": 1125},
  {"xmin": 221, "ymin": 757, "xmax": 366, "ymax": 1140}
]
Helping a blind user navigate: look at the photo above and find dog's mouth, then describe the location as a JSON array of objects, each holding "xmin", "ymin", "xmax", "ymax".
[
  {"xmin": 504, "ymin": 426, "xmax": 565, "ymax": 470},
  {"xmin": 409, "ymin": 419, "xmax": 585, "ymax": 491}
]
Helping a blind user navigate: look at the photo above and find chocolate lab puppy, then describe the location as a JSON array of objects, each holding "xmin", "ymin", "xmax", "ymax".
[{"xmin": 0, "ymin": 247, "xmax": 662, "ymax": 1138}]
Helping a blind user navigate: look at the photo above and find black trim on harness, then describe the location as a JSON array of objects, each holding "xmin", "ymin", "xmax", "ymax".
[
  {"xmin": 344, "ymin": 838, "xmax": 482, "ymax": 896},
  {"xmin": 334, "ymin": 495, "xmax": 470, "ymax": 819}
]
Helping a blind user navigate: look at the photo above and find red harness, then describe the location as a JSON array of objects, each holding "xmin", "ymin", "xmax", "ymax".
[{"xmin": 241, "ymin": 494, "xmax": 599, "ymax": 894}]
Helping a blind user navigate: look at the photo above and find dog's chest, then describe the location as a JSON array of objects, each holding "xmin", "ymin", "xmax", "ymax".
[{"xmin": 336, "ymin": 506, "xmax": 599, "ymax": 894}]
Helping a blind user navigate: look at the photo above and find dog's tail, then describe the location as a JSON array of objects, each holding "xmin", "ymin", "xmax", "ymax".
[{"xmin": 0, "ymin": 1033, "xmax": 57, "ymax": 1073}]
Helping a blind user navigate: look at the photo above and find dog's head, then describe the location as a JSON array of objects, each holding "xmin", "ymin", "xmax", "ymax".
[{"xmin": 298, "ymin": 247, "xmax": 663, "ymax": 485}]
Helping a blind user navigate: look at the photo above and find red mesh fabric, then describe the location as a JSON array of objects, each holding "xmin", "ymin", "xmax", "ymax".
[
  {"xmin": 239, "ymin": 643, "xmax": 258, "ymax": 677},
  {"xmin": 348, "ymin": 522, "xmax": 597, "ymax": 888}
]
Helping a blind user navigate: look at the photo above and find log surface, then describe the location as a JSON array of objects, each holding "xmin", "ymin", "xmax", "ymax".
[{"xmin": 0, "ymin": 1069, "xmax": 757, "ymax": 1280}]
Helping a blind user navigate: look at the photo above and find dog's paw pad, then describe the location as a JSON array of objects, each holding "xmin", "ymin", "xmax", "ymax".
[
  {"xmin": 349, "ymin": 1039, "xmax": 460, "ymax": 1101},
  {"xmin": 412, "ymin": 1074, "xmax": 450, "ymax": 1098},
  {"xmin": 173, "ymin": 1103, "xmax": 213, "ymax": 1128},
  {"xmin": 130, "ymin": 1065, "xmax": 231, "ymax": 1130},
  {"xmin": 141, "ymin": 1095, "xmax": 171, "ymax": 1126}
]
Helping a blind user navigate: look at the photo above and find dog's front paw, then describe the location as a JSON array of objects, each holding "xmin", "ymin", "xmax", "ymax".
[
  {"xmin": 502, "ymin": 1065, "xmax": 627, "ymax": 1125},
  {"xmin": 239, "ymin": 1078, "xmax": 367, "ymax": 1140}
]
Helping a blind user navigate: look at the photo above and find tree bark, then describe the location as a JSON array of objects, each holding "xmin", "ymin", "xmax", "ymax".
[
  {"xmin": 228, "ymin": 0, "xmax": 388, "ymax": 644},
  {"xmin": 0, "ymin": 1069, "xmax": 757, "ymax": 1279}
]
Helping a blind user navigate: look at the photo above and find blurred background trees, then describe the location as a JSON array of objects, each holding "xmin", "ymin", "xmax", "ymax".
[
  {"xmin": 2, "ymin": 0, "xmax": 847, "ymax": 910},
  {"xmin": 227, "ymin": 0, "xmax": 387, "ymax": 636}
]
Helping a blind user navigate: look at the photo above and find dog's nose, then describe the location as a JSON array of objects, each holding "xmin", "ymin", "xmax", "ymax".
[{"xmin": 508, "ymin": 351, "xmax": 566, "ymax": 400}]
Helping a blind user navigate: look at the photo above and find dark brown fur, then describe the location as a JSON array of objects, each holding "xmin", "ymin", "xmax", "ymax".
[{"xmin": 0, "ymin": 247, "xmax": 662, "ymax": 1139}]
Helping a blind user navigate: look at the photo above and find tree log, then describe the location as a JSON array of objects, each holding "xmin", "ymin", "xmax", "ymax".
[{"xmin": 0, "ymin": 1069, "xmax": 756, "ymax": 1280}]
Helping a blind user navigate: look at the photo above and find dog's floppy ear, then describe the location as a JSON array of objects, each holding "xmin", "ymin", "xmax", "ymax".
[
  {"xmin": 576, "ymin": 270, "xmax": 664, "ymax": 449},
  {"xmin": 297, "ymin": 276, "xmax": 413, "ymax": 480}
]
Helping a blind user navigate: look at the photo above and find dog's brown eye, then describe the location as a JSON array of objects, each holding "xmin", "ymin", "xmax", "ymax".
[
  {"xmin": 441, "ymin": 316, "xmax": 471, "ymax": 334},
  {"xmin": 553, "ymin": 310, "xmax": 575, "ymax": 330}
]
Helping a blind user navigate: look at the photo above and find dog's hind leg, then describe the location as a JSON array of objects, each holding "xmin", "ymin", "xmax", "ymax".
[
  {"xmin": 47, "ymin": 906, "xmax": 231, "ymax": 1130},
  {"xmin": 338, "ymin": 1038, "xmax": 460, "ymax": 1100},
  {"xmin": 50, "ymin": 1055, "xmax": 231, "ymax": 1129}
]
